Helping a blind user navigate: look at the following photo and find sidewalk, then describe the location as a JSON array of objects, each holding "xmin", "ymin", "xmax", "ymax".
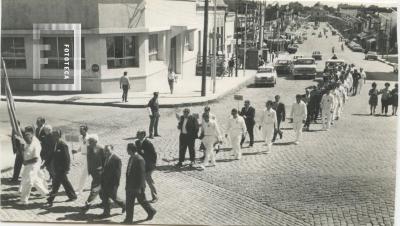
[
  {"xmin": 377, "ymin": 55, "xmax": 398, "ymax": 67},
  {"xmin": 1, "ymin": 71, "xmax": 256, "ymax": 108}
]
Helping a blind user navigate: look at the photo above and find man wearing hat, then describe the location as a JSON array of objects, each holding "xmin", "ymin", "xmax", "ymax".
[{"xmin": 147, "ymin": 92, "xmax": 160, "ymax": 139}]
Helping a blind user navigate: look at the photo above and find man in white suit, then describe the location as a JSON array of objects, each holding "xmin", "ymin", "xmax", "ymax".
[{"xmin": 290, "ymin": 95, "xmax": 307, "ymax": 144}]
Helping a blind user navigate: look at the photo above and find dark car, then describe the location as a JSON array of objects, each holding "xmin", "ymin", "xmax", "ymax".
[
  {"xmin": 287, "ymin": 45, "xmax": 298, "ymax": 54},
  {"xmin": 274, "ymin": 59, "xmax": 293, "ymax": 75},
  {"xmin": 365, "ymin": 51, "xmax": 378, "ymax": 60}
]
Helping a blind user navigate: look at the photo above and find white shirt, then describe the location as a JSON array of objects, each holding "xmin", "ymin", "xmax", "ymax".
[
  {"xmin": 320, "ymin": 93, "xmax": 335, "ymax": 111},
  {"xmin": 201, "ymin": 120, "xmax": 222, "ymax": 139},
  {"xmin": 226, "ymin": 116, "xmax": 247, "ymax": 135},
  {"xmin": 360, "ymin": 71, "xmax": 366, "ymax": 80},
  {"xmin": 260, "ymin": 108, "xmax": 277, "ymax": 125},
  {"xmin": 79, "ymin": 133, "xmax": 90, "ymax": 155},
  {"xmin": 181, "ymin": 118, "xmax": 188, "ymax": 134},
  {"xmin": 23, "ymin": 136, "xmax": 41, "ymax": 163},
  {"xmin": 291, "ymin": 101, "xmax": 307, "ymax": 122}
]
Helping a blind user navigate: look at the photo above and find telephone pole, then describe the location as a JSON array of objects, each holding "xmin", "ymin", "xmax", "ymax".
[
  {"xmin": 243, "ymin": 3, "xmax": 247, "ymax": 76},
  {"xmin": 212, "ymin": 0, "xmax": 217, "ymax": 94},
  {"xmin": 201, "ymin": 0, "xmax": 209, "ymax": 97},
  {"xmin": 234, "ymin": 0, "xmax": 239, "ymax": 77}
]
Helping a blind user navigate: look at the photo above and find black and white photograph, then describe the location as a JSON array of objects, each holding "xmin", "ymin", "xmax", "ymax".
[{"xmin": 0, "ymin": 0, "xmax": 398, "ymax": 225}]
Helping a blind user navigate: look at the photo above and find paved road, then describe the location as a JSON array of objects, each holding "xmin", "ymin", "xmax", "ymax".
[{"xmin": 0, "ymin": 22, "xmax": 397, "ymax": 225}]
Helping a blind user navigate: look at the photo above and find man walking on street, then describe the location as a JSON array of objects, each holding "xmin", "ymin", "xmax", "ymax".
[
  {"xmin": 259, "ymin": 101, "xmax": 277, "ymax": 151},
  {"xmin": 175, "ymin": 108, "xmax": 199, "ymax": 168},
  {"xmin": 147, "ymin": 92, "xmax": 160, "ymax": 139},
  {"xmin": 240, "ymin": 100, "xmax": 256, "ymax": 147},
  {"xmin": 228, "ymin": 58, "xmax": 234, "ymax": 77},
  {"xmin": 272, "ymin": 95, "xmax": 285, "ymax": 142},
  {"xmin": 123, "ymin": 143, "xmax": 156, "ymax": 224},
  {"xmin": 10, "ymin": 122, "xmax": 24, "ymax": 182},
  {"xmin": 99, "ymin": 145, "xmax": 125, "ymax": 218},
  {"xmin": 136, "ymin": 130, "xmax": 158, "ymax": 203},
  {"xmin": 81, "ymin": 134, "xmax": 105, "ymax": 213},
  {"xmin": 72, "ymin": 125, "xmax": 90, "ymax": 195},
  {"xmin": 226, "ymin": 108, "xmax": 247, "ymax": 160},
  {"xmin": 120, "ymin": 71, "xmax": 130, "ymax": 102},
  {"xmin": 200, "ymin": 113, "xmax": 223, "ymax": 169},
  {"xmin": 320, "ymin": 89, "xmax": 335, "ymax": 131},
  {"xmin": 46, "ymin": 130, "xmax": 77, "ymax": 207},
  {"xmin": 291, "ymin": 95, "xmax": 307, "ymax": 145}
]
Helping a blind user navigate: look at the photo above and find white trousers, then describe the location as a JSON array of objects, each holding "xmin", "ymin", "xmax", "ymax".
[
  {"xmin": 262, "ymin": 123, "xmax": 274, "ymax": 151},
  {"xmin": 321, "ymin": 110, "xmax": 332, "ymax": 129},
  {"xmin": 202, "ymin": 136, "xmax": 218, "ymax": 166},
  {"xmin": 20, "ymin": 163, "xmax": 49, "ymax": 203},
  {"xmin": 76, "ymin": 154, "xmax": 89, "ymax": 193},
  {"xmin": 335, "ymin": 100, "xmax": 343, "ymax": 118},
  {"xmin": 229, "ymin": 133, "xmax": 242, "ymax": 159},
  {"xmin": 292, "ymin": 121, "xmax": 303, "ymax": 142}
]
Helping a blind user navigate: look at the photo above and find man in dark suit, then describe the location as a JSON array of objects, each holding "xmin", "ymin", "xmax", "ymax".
[
  {"xmin": 10, "ymin": 122, "xmax": 24, "ymax": 182},
  {"xmin": 35, "ymin": 117, "xmax": 47, "ymax": 143},
  {"xmin": 240, "ymin": 100, "xmax": 256, "ymax": 147},
  {"xmin": 46, "ymin": 130, "xmax": 77, "ymax": 207},
  {"xmin": 135, "ymin": 130, "xmax": 158, "ymax": 203},
  {"xmin": 123, "ymin": 143, "xmax": 156, "ymax": 224},
  {"xmin": 272, "ymin": 95, "xmax": 286, "ymax": 142},
  {"xmin": 81, "ymin": 134, "xmax": 106, "ymax": 213},
  {"xmin": 99, "ymin": 145, "xmax": 125, "ymax": 218},
  {"xmin": 175, "ymin": 108, "xmax": 199, "ymax": 168}
]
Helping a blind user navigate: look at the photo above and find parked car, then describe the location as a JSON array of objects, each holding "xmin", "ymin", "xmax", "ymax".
[
  {"xmin": 255, "ymin": 65, "xmax": 277, "ymax": 87},
  {"xmin": 352, "ymin": 45, "xmax": 364, "ymax": 52},
  {"xmin": 274, "ymin": 59, "xmax": 293, "ymax": 75},
  {"xmin": 287, "ymin": 45, "xmax": 298, "ymax": 54},
  {"xmin": 365, "ymin": 51, "xmax": 378, "ymax": 60},
  {"xmin": 292, "ymin": 58, "xmax": 317, "ymax": 79},
  {"xmin": 312, "ymin": 51, "xmax": 322, "ymax": 60}
]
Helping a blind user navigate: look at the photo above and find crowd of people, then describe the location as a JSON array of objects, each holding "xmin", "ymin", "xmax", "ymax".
[{"xmin": 11, "ymin": 119, "xmax": 157, "ymax": 223}]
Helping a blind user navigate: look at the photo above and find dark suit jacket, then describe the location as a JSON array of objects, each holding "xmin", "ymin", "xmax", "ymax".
[
  {"xmin": 52, "ymin": 140, "xmax": 70, "ymax": 174},
  {"xmin": 35, "ymin": 126, "xmax": 46, "ymax": 144},
  {"xmin": 177, "ymin": 115, "xmax": 199, "ymax": 139},
  {"xmin": 273, "ymin": 102, "xmax": 286, "ymax": 122},
  {"xmin": 41, "ymin": 134, "xmax": 55, "ymax": 164},
  {"xmin": 87, "ymin": 145, "xmax": 106, "ymax": 175},
  {"xmin": 240, "ymin": 106, "xmax": 256, "ymax": 125},
  {"xmin": 136, "ymin": 139, "xmax": 157, "ymax": 172},
  {"xmin": 125, "ymin": 154, "xmax": 146, "ymax": 193},
  {"xmin": 102, "ymin": 154, "xmax": 122, "ymax": 191}
]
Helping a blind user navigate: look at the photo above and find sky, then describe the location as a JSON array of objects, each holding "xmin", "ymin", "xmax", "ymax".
[{"xmin": 259, "ymin": 0, "xmax": 398, "ymax": 7}]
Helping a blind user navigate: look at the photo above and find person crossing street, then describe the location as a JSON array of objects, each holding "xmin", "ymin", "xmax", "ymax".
[
  {"xmin": 226, "ymin": 108, "xmax": 247, "ymax": 160},
  {"xmin": 290, "ymin": 95, "xmax": 307, "ymax": 145}
]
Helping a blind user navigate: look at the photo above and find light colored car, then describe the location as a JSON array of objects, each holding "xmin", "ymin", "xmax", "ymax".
[
  {"xmin": 365, "ymin": 51, "xmax": 378, "ymax": 60},
  {"xmin": 255, "ymin": 65, "xmax": 277, "ymax": 86},
  {"xmin": 292, "ymin": 58, "xmax": 317, "ymax": 79}
]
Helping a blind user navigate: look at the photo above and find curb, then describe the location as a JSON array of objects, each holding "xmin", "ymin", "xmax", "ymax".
[
  {"xmin": 1, "ymin": 75, "xmax": 255, "ymax": 109},
  {"xmin": 377, "ymin": 58, "xmax": 395, "ymax": 67}
]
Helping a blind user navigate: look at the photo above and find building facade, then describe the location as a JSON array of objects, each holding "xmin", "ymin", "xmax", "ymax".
[{"xmin": 2, "ymin": 0, "xmax": 201, "ymax": 93}]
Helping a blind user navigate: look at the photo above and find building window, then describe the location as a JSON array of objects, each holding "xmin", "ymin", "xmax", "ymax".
[
  {"xmin": 1, "ymin": 37, "xmax": 26, "ymax": 69},
  {"xmin": 148, "ymin": 34, "xmax": 159, "ymax": 61},
  {"xmin": 41, "ymin": 37, "xmax": 85, "ymax": 69},
  {"xmin": 107, "ymin": 36, "xmax": 138, "ymax": 68}
]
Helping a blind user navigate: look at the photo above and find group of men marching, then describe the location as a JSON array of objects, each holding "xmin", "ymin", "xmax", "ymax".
[{"xmin": 11, "ymin": 118, "xmax": 157, "ymax": 223}]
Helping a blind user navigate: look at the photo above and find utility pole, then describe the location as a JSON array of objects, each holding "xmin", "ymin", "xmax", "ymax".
[
  {"xmin": 234, "ymin": 1, "xmax": 239, "ymax": 77},
  {"xmin": 212, "ymin": 0, "xmax": 217, "ymax": 94},
  {"xmin": 201, "ymin": 0, "xmax": 209, "ymax": 97},
  {"xmin": 243, "ymin": 3, "xmax": 247, "ymax": 76}
]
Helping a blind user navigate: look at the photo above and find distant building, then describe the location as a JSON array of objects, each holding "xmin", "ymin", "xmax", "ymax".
[{"xmin": 2, "ymin": 0, "xmax": 201, "ymax": 93}]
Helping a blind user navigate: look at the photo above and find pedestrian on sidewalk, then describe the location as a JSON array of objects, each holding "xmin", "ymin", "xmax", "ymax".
[
  {"xmin": 391, "ymin": 83, "xmax": 398, "ymax": 116},
  {"xmin": 358, "ymin": 68, "xmax": 366, "ymax": 95},
  {"xmin": 352, "ymin": 69, "xmax": 361, "ymax": 96},
  {"xmin": 46, "ymin": 130, "xmax": 77, "ymax": 207},
  {"xmin": 175, "ymin": 108, "xmax": 199, "ymax": 168},
  {"xmin": 226, "ymin": 108, "xmax": 247, "ymax": 160},
  {"xmin": 147, "ymin": 92, "xmax": 160, "ymax": 139},
  {"xmin": 81, "ymin": 134, "xmax": 105, "ymax": 213},
  {"xmin": 72, "ymin": 125, "xmax": 90, "ymax": 195},
  {"xmin": 228, "ymin": 58, "xmax": 235, "ymax": 77},
  {"xmin": 320, "ymin": 89, "xmax": 335, "ymax": 131},
  {"xmin": 259, "ymin": 101, "xmax": 277, "ymax": 152},
  {"xmin": 291, "ymin": 95, "xmax": 307, "ymax": 145},
  {"xmin": 240, "ymin": 100, "xmax": 256, "ymax": 147},
  {"xmin": 120, "ymin": 71, "xmax": 130, "ymax": 102},
  {"xmin": 167, "ymin": 67, "xmax": 175, "ymax": 94},
  {"xmin": 123, "ymin": 143, "xmax": 156, "ymax": 224},
  {"xmin": 380, "ymin": 83, "xmax": 391, "ymax": 116},
  {"xmin": 10, "ymin": 121, "xmax": 24, "ymax": 183},
  {"xmin": 135, "ymin": 130, "xmax": 158, "ymax": 203},
  {"xmin": 99, "ymin": 145, "xmax": 125, "ymax": 218},
  {"xmin": 15, "ymin": 126, "xmax": 49, "ymax": 205},
  {"xmin": 368, "ymin": 82, "xmax": 379, "ymax": 115},
  {"xmin": 272, "ymin": 95, "xmax": 285, "ymax": 142},
  {"xmin": 200, "ymin": 113, "xmax": 223, "ymax": 169}
]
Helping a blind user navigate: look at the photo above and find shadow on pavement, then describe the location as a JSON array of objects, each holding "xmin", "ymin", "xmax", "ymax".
[
  {"xmin": 352, "ymin": 113, "xmax": 374, "ymax": 117},
  {"xmin": 273, "ymin": 142, "xmax": 294, "ymax": 146},
  {"xmin": 156, "ymin": 164, "xmax": 203, "ymax": 173},
  {"xmin": 216, "ymin": 158, "xmax": 238, "ymax": 163},
  {"xmin": 38, "ymin": 205, "xmax": 80, "ymax": 215},
  {"xmin": 242, "ymin": 151, "xmax": 268, "ymax": 156},
  {"xmin": 366, "ymin": 71, "xmax": 398, "ymax": 81}
]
